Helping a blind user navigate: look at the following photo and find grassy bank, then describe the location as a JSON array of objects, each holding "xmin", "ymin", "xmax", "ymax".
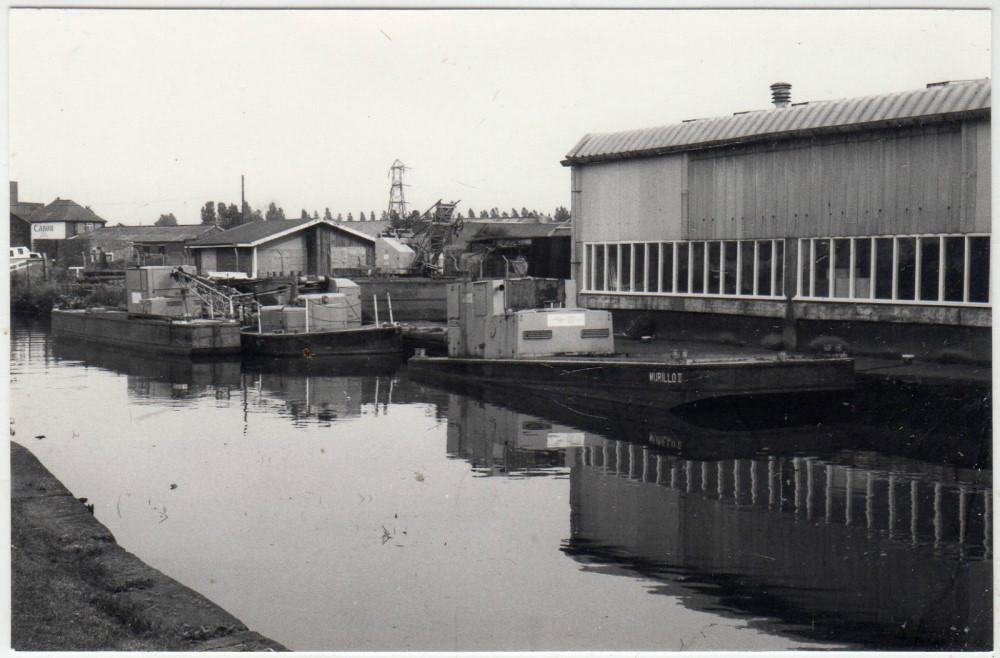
[
  {"xmin": 11, "ymin": 442, "xmax": 286, "ymax": 651},
  {"xmin": 9, "ymin": 276, "xmax": 125, "ymax": 316}
]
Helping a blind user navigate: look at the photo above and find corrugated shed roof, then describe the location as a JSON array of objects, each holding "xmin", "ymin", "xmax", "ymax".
[
  {"xmin": 75, "ymin": 225, "xmax": 220, "ymax": 243},
  {"xmin": 563, "ymin": 79, "xmax": 990, "ymax": 165},
  {"xmin": 30, "ymin": 198, "xmax": 107, "ymax": 224},
  {"xmin": 189, "ymin": 217, "xmax": 375, "ymax": 247}
]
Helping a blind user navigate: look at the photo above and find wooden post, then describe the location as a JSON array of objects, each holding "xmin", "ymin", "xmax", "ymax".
[{"xmin": 373, "ymin": 294, "xmax": 379, "ymax": 326}]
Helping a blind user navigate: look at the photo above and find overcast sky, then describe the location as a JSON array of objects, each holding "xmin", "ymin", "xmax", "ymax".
[{"xmin": 8, "ymin": 8, "xmax": 991, "ymax": 225}]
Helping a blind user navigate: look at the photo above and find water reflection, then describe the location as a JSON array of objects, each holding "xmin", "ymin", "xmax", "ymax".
[
  {"xmin": 432, "ymin": 381, "xmax": 993, "ymax": 650},
  {"xmin": 564, "ymin": 440, "xmax": 991, "ymax": 649},
  {"xmin": 13, "ymin": 319, "xmax": 992, "ymax": 651},
  {"xmin": 445, "ymin": 395, "xmax": 589, "ymax": 477}
]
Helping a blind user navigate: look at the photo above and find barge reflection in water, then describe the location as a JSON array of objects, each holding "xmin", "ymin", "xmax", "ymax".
[{"xmin": 11, "ymin": 320, "xmax": 992, "ymax": 650}]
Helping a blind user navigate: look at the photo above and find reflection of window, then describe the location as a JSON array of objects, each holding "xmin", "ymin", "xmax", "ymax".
[
  {"xmin": 796, "ymin": 234, "xmax": 989, "ymax": 306},
  {"xmin": 582, "ymin": 239, "xmax": 786, "ymax": 299}
]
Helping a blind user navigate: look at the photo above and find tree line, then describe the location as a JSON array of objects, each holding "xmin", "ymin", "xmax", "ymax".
[{"xmin": 192, "ymin": 202, "xmax": 571, "ymax": 230}]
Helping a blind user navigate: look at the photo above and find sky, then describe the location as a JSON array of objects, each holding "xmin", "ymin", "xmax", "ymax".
[{"xmin": 8, "ymin": 8, "xmax": 992, "ymax": 226}]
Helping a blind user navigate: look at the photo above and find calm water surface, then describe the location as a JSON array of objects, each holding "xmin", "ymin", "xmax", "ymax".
[{"xmin": 9, "ymin": 320, "xmax": 992, "ymax": 651}]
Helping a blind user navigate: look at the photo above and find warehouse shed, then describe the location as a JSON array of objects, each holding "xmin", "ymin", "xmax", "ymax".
[
  {"xmin": 188, "ymin": 218, "xmax": 376, "ymax": 278},
  {"xmin": 564, "ymin": 79, "xmax": 991, "ymax": 361}
]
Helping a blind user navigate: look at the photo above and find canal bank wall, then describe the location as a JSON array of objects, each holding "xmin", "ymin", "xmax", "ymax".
[{"xmin": 10, "ymin": 441, "xmax": 287, "ymax": 651}]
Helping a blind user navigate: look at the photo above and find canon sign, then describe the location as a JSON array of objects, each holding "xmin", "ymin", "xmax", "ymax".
[{"xmin": 31, "ymin": 222, "xmax": 66, "ymax": 240}]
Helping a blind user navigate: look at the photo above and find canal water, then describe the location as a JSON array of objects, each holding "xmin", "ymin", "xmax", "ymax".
[{"xmin": 9, "ymin": 320, "xmax": 993, "ymax": 651}]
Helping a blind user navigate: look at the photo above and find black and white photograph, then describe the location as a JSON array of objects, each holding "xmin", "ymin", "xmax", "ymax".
[{"xmin": 6, "ymin": 5, "xmax": 993, "ymax": 652}]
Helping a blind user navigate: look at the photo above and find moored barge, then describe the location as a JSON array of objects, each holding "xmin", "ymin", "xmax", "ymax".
[
  {"xmin": 408, "ymin": 352, "xmax": 854, "ymax": 412},
  {"xmin": 51, "ymin": 308, "xmax": 242, "ymax": 356},
  {"xmin": 240, "ymin": 324, "xmax": 403, "ymax": 358}
]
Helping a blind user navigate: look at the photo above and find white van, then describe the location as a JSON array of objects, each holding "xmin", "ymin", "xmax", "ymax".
[{"xmin": 10, "ymin": 247, "xmax": 42, "ymax": 261}]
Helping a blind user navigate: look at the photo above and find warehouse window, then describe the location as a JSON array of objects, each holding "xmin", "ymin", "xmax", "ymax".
[
  {"xmin": 647, "ymin": 244, "xmax": 659, "ymax": 293},
  {"xmin": 796, "ymin": 234, "xmax": 990, "ymax": 306},
  {"xmin": 581, "ymin": 239, "xmax": 786, "ymax": 300}
]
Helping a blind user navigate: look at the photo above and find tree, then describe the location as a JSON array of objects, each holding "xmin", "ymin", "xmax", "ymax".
[
  {"xmin": 154, "ymin": 213, "xmax": 178, "ymax": 227},
  {"xmin": 300, "ymin": 209, "xmax": 309, "ymax": 219},
  {"xmin": 511, "ymin": 207, "xmax": 519, "ymax": 218},
  {"xmin": 380, "ymin": 211, "xmax": 389, "ymax": 221},
  {"xmin": 266, "ymin": 202, "xmax": 285, "ymax": 222},
  {"xmin": 250, "ymin": 208, "xmax": 264, "ymax": 222},
  {"xmin": 324, "ymin": 208, "xmax": 333, "ymax": 220},
  {"xmin": 520, "ymin": 207, "xmax": 530, "ymax": 218},
  {"xmin": 554, "ymin": 206, "xmax": 571, "ymax": 222},
  {"xmin": 479, "ymin": 210, "xmax": 488, "ymax": 219},
  {"xmin": 224, "ymin": 203, "xmax": 243, "ymax": 229},
  {"xmin": 489, "ymin": 208, "xmax": 499, "ymax": 219},
  {"xmin": 347, "ymin": 212, "xmax": 354, "ymax": 222},
  {"xmin": 200, "ymin": 202, "xmax": 216, "ymax": 225},
  {"xmin": 336, "ymin": 212, "xmax": 343, "ymax": 221},
  {"xmin": 312, "ymin": 210, "xmax": 319, "ymax": 220},
  {"xmin": 501, "ymin": 211, "xmax": 509, "ymax": 218},
  {"xmin": 359, "ymin": 211, "xmax": 366, "ymax": 222},
  {"xmin": 467, "ymin": 208, "xmax": 475, "ymax": 219},
  {"xmin": 370, "ymin": 211, "xmax": 376, "ymax": 222}
]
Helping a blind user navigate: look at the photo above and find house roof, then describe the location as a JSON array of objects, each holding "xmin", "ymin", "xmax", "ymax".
[
  {"xmin": 563, "ymin": 78, "xmax": 991, "ymax": 166},
  {"xmin": 469, "ymin": 221, "xmax": 570, "ymax": 242},
  {"xmin": 30, "ymin": 198, "xmax": 107, "ymax": 224},
  {"xmin": 70, "ymin": 224, "xmax": 221, "ymax": 244},
  {"xmin": 188, "ymin": 217, "xmax": 376, "ymax": 248}
]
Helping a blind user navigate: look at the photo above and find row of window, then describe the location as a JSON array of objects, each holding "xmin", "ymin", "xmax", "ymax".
[
  {"xmin": 583, "ymin": 240, "xmax": 785, "ymax": 298},
  {"xmin": 582, "ymin": 234, "xmax": 990, "ymax": 305},
  {"xmin": 797, "ymin": 235, "xmax": 990, "ymax": 304}
]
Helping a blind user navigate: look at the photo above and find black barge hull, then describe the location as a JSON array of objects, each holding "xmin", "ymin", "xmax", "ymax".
[
  {"xmin": 51, "ymin": 309, "xmax": 242, "ymax": 356},
  {"xmin": 407, "ymin": 354, "xmax": 854, "ymax": 412},
  {"xmin": 240, "ymin": 325, "xmax": 403, "ymax": 358}
]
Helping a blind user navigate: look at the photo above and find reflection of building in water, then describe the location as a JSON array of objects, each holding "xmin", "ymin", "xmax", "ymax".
[
  {"xmin": 254, "ymin": 373, "xmax": 366, "ymax": 421},
  {"xmin": 566, "ymin": 438, "xmax": 992, "ymax": 649},
  {"xmin": 446, "ymin": 394, "xmax": 596, "ymax": 476}
]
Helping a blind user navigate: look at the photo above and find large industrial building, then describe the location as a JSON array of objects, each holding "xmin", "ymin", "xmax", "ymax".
[{"xmin": 563, "ymin": 79, "xmax": 991, "ymax": 362}]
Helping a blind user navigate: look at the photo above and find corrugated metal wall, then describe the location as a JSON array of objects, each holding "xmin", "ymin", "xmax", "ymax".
[
  {"xmin": 573, "ymin": 118, "xmax": 990, "ymax": 244},
  {"xmin": 574, "ymin": 155, "xmax": 686, "ymax": 243},
  {"xmin": 686, "ymin": 120, "xmax": 990, "ymax": 239}
]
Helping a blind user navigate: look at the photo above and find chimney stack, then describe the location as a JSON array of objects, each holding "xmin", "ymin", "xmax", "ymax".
[{"xmin": 770, "ymin": 82, "xmax": 792, "ymax": 109}]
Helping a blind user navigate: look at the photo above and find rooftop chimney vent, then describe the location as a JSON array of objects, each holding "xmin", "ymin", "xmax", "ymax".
[{"xmin": 770, "ymin": 82, "xmax": 792, "ymax": 108}]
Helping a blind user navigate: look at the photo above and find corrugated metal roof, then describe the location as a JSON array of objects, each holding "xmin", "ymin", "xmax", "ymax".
[
  {"xmin": 563, "ymin": 79, "xmax": 990, "ymax": 166},
  {"xmin": 189, "ymin": 217, "xmax": 376, "ymax": 247}
]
